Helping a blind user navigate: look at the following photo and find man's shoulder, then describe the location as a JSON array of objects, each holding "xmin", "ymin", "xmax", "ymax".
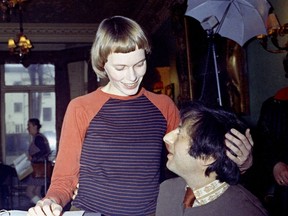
[
  {"xmin": 160, "ymin": 177, "xmax": 185, "ymax": 189},
  {"xmin": 227, "ymin": 184, "xmax": 260, "ymax": 200}
]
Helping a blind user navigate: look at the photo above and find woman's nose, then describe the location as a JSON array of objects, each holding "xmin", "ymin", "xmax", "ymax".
[{"xmin": 127, "ymin": 67, "xmax": 137, "ymax": 81}]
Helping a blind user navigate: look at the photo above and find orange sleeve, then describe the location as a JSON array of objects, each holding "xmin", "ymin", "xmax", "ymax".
[
  {"xmin": 45, "ymin": 90, "xmax": 106, "ymax": 207},
  {"xmin": 144, "ymin": 91, "xmax": 180, "ymax": 152},
  {"xmin": 144, "ymin": 90, "xmax": 180, "ymax": 133}
]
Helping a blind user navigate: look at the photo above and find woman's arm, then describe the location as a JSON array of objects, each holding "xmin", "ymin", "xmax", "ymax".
[{"xmin": 27, "ymin": 99, "xmax": 90, "ymax": 216}]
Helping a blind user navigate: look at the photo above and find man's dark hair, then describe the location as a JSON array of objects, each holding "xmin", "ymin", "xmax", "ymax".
[{"xmin": 180, "ymin": 101, "xmax": 247, "ymax": 185}]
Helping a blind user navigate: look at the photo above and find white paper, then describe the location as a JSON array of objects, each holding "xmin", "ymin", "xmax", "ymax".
[
  {"xmin": 0, "ymin": 210, "xmax": 100, "ymax": 216},
  {"xmin": 13, "ymin": 153, "xmax": 33, "ymax": 180},
  {"xmin": 62, "ymin": 211, "xmax": 85, "ymax": 216},
  {"xmin": 82, "ymin": 212, "xmax": 101, "ymax": 216},
  {"xmin": 0, "ymin": 210, "xmax": 28, "ymax": 216}
]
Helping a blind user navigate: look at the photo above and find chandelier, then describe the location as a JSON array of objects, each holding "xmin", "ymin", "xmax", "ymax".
[
  {"xmin": 0, "ymin": 0, "xmax": 32, "ymax": 58},
  {"xmin": 257, "ymin": 12, "xmax": 288, "ymax": 53}
]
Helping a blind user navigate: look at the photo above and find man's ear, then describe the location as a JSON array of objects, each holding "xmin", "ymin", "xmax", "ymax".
[{"xmin": 201, "ymin": 155, "xmax": 216, "ymax": 166}]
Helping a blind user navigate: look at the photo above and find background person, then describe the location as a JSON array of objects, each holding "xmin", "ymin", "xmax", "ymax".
[
  {"xmin": 246, "ymin": 55, "xmax": 288, "ymax": 216},
  {"xmin": 156, "ymin": 101, "xmax": 268, "ymax": 216},
  {"xmin": 28, "ymin": 16, "xmax": 254, "ymax": 216},
  {"xmin": 26, "ymin": 118, "xmax": 51, "ymax": 205},
  {"xmin": 253, "ymin": 88, "xmax": 288, "ymax": 216}
]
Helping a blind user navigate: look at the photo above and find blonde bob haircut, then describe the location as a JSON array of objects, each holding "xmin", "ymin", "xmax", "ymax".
[{"xmin": 91, "ymin": 16, "xmax": 151, "ymax": 79}]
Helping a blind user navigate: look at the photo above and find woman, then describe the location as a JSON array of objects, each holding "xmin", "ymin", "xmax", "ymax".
[
  {"xmin": 26, "ymin": 118, "xmax": 51, "ymax": 205},
  {"xmin": 28, "ymin": 16, "xmax": 253, "ymax": 216}
]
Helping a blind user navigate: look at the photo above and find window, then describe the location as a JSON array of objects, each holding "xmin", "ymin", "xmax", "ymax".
[
  {"xmin": 1, "ymin": 63, "xmax": 56, "ymax": 165},
  {"xmin": 14, "ymin": 102, "xmax": 23, "ymax": 113},
  {"xmin": 43, "ymin": 107, "xmax": 52, "ymax": 121},
  {"xmin": 4, "ymin": 64, "xmax": 55, "ymax": 86}
]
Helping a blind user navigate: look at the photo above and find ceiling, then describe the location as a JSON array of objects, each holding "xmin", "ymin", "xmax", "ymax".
[{"xmin": 0, "ymin": 0, "xmax": 186, "ymax": 51}]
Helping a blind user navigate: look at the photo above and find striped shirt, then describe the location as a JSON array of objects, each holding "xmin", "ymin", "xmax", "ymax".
[{"xmin": 46, "ymin": 87, "xmax": 180, "ymax": 216}]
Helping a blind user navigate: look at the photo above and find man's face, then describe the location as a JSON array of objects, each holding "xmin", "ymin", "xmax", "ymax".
[
  {"xmin": 104, "ymin": 48, "xmax": 147, "ymax": 96},
  {"xmin": 163, "ymin": 122, "xmax": 202, "ymax": 178}
]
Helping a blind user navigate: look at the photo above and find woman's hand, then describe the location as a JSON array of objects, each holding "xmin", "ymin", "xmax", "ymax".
[
  {"xmin": 72, "ymin": 183, "xmax": 79, "ymax": 200},
  {"xmin": 225, "ymin": 128, "xmax": 254, "ymax": 173},
  {"xmin": 27, "ymin": 198, "xmax": 62, "ymax": 216},
  {"xmin": 273, "ymin": 162, "xmax": 288, "ymax": 186}
]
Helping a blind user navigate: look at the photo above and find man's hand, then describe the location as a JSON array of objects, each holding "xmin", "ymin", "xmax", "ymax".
[
  {"xmin": 273, "ymin": 162, "xmax": 288, "ymax": 186},
  {"xmin": 225, "ymin": 128, "xmax": 254, "ymax": 173},
  {"xmin": 27, "ymin": 198, "xmax": 62, "ymax": 216}
]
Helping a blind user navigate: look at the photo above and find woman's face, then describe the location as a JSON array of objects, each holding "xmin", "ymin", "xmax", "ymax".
[
  {"xmin": 104, "ymin": 48, "xmax": 147, "ymax": 96},
  {"xmin": 27, "ymin": 122, "xmax": 38, "ymax": 136}
]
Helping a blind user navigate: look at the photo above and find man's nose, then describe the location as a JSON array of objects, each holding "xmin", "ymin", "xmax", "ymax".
[{"xmin": 163, "ymin": 131, "xmax": 174, "ymax": 146}]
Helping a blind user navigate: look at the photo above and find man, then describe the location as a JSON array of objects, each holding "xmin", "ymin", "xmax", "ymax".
[{"xmin": 156, "ymin": 101, "xmax": 268, "ymax": 216}]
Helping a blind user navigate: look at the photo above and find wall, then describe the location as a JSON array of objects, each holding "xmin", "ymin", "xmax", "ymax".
[
  {"xmin": 68, "ymin": 61, "xmax": 88, "ymax": 99},
  {"xmin": 173, "ymin": 0, "xmax": 288, "ymax": 126},
  {"xmin": 246, "ymin": 0, "xmax": 288, "ymax": 126}
]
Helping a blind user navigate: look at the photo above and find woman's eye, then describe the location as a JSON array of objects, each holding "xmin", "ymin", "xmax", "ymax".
[
  {"xmin": 115, "ymin": 66, "xmax": 126, "ymax": 71},
  {"xmin": 136, "ymin": 61, "xmax": 145, "ymax": 67}
]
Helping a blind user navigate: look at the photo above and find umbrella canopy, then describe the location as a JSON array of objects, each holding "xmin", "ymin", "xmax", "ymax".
[{"xmin": 185, "ymin": 0, "xmax": 271, "ymax": 46}]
